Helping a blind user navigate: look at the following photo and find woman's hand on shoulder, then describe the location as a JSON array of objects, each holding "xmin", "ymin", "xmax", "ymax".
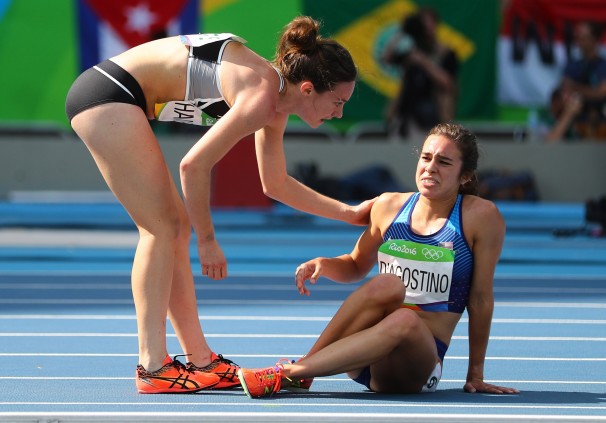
[
  {"xmin": 346, "ymin": 192, "xmax": 411, "ymax": 272},
  {"xmin": 369, "ymin": 192, "xmax": 412, "ymax": 230},
  {"xmin": 348, "ymin": 192, "xmax": 410, "ymax": 227},
  {"xmin": 347, "ymin": 197, "xmax": 377, "ymax": 226}
]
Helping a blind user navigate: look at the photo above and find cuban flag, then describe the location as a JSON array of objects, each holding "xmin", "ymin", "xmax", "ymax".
[{"xmin": 76, "ymin": 0, "xmax": 199, "ymax": 72}]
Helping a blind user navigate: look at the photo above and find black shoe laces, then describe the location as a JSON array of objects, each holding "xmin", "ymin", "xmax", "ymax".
[
  {"xmin": 215, "ymin": 354, "xmax": 238, "ymax": 366},
  {"xmin": 171, "ymin": 354, "xmax": 194, "ymax": 373},
  {"xmin": 187, "ymin": 353, "xmax": 239, "ymax": 372}
]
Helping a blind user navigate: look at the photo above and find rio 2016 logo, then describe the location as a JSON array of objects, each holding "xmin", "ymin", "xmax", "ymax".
[{"xmin": 388, "ymin": 243, "xmax": 416, "ymax": 255}]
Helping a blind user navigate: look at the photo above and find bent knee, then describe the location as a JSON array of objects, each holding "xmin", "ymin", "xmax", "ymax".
[
  {"xmin": 380, "ymin": 308, "xmax": 424, "ymax": 341},
  {"xmin": 137, "ymin": 210, "xmax": 191, "ymax": 246},
  {"xmin": 363, "ymin": 274, "xmax": 405, "ymax": 305}
]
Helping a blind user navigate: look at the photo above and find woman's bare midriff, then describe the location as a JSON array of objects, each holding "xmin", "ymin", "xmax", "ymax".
[
  {"xmin": 107, "ymin": 37, "xmax": 276, "ymax": 120},
  {"xmin": 109, "ymin": 37, "xmax": 191, "ymax": 117}
]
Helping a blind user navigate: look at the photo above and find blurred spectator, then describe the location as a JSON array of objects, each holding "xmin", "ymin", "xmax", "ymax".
[
  {"xmin": 558, "ymin": 20, "xmax": 606, "ymax": 140},
  {"xmin": 543, "ymin": 85, "xmax": 583, "ymax": 142},
  {"xmin": 382, "ymin": 7, "xmax": 459, "ymax": 137}
]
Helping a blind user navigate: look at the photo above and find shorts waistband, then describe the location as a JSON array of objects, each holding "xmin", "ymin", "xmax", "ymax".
[{"xmin": 96, "ymin": 60, "xmax": 147, "ymax": 111}]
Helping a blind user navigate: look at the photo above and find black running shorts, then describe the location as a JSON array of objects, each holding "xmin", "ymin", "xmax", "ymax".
[{"xmin": 65, "ymin": 59, "xmax": 147, "ymax": 122}]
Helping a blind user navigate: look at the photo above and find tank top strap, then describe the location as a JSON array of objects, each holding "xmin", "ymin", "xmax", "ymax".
[{"xmin": 271, "ymin": 66, "xmax": 285, "ymax": 93}]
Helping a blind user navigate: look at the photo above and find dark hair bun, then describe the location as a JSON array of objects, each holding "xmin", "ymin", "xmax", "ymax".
[
  {"xmin": 274, "ymin": 16, "xmax": 356, "ymax": 92},
  {"xmin": 281, "ymin": 16, "xmax": 320, "ymax": 54}
]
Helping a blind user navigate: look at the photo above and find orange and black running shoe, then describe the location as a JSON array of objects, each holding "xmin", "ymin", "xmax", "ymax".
[
  {"xmin": 136, "ymin": 354, "xmax": 220, "ymax": 394},
  {"xmin": 187, "ymin": 353, "xmax": 241, "ymax": 389}
]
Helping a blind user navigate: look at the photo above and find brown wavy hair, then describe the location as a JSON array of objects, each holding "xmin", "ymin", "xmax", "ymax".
[
  {"xmin": 428, "ymin": 123, "xmax": 479, "ymax": 195},
  {"xmin": 274, "ymin": 16, "xmax": 357, "ymax": 93}
]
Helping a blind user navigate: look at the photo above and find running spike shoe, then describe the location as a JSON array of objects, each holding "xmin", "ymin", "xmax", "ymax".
[
  {"xmin": 136, "ymin": 354, "xmax": 220, "ymax": 394},
  {"xmin": 187, "ymin": 353, "xmax": 240, "ymax": 389},
  {"xmin": 282, "ymin": 375, "xmax": 314, "ymax": 392},
  {"xmin": 278, "ymin": 358, "xmax": 314, "ymax": 393},
  {"xmin": 238, "ymin": 364, "xmax": 284, "ymax": 398}
]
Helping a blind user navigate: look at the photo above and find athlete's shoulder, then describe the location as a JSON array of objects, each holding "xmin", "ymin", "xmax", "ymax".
[
  {"xmin": 462, "ymin": 195, "xmax": 501, "ymax": 219},
  {"xmin": 375, "ymin": 192, "xmax": 413, "ymax": 211},
  {"xmin": 462, "ymin": 195, "xmax": 505, "ymax": 237},
  {"xmin": 371, "ymin": 192, "xmax": 413, "ymax": 227}
]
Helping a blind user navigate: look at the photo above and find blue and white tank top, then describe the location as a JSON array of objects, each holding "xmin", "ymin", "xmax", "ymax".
[{"xmin": 379, "ymin": 192, "xmax": 473, "ymax": 313}]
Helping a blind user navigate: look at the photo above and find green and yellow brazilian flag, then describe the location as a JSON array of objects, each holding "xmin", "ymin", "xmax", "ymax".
[{"xmin": 0, "ymin": 0, "xmax": 498, "ymax": 128}]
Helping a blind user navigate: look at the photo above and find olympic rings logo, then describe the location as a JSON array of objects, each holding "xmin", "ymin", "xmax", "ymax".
[{"xmin": 422, "ymin": 248, "xmax": 443, "ymax": 260}]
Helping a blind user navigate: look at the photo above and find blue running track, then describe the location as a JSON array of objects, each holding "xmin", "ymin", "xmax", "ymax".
[{"xmin": 0, "ymin": 201, "xmax": 605, "ymax": 423}]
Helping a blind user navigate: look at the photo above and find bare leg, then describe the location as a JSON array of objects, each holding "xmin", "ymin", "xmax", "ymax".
[
  {"xmin": 306, "ymin": 274, "xmax": 405, "ymax": 356},
  {"xmin": 71, "ymin": 104, "xmax": 191, "ymax": 371},
  {"xmin": 166, "ymin": 182, "xmax": 213, "ymax": 366},
  {"xmin": 282, "ymin": 274, "xmax": 439, "ymax": 393}
]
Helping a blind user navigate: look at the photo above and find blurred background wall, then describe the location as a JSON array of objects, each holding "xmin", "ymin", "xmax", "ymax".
[
  {"xmin": 0, "ymin": 0, "xmax": 502, "ymax": 129},
  {"xmin": 0, "ymin": 0, "xmax": 604, "ymax": 203}
]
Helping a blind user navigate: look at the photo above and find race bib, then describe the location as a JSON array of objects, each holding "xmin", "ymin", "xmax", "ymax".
[
  {"xmin": 154, "ymin": 101, "xmax": 218, "ymax": 126},
  {"xmin": 378, "ymin": 240, "xmax": 455, "ymax": 309}
]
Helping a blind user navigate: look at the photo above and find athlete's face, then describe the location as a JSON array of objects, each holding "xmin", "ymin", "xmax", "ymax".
[
  {"xmin": 299, "ymin": 81, "xmax": 355, "ymax": 128},
  {"xmin": 416, "ymin": 135, "xmax": 466, "ymax": 198}
]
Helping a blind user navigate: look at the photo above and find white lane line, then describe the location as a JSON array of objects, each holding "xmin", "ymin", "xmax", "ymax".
[
  {"xmin": 1, "ymin": 299, "xmax": 606, "ymax": 308},
  {"xmin": 494, "ymin": 287, "xmax": 606, "ymax": 294},
  {"xmin": 1, "ymin": 333, "xmax": 605, "ymax": 341},
  {"xmin": 479, "ymin": 319, "xmax": 606, "ymax": 324},
  {"xmin": 0, "ymin": 314, "xmax": 324, "ymax": 321},
  {"xmin": 0, "ymin": 314, "xmax": 140, "ymax": 320},
  {"xmin": 0, "ymin": 333, "xmax": 318, "ymax": 338},
  {"xmin": 459, "ymin": 336, "xmax": 606, "ymax": 341},
  {"xmin": 1, "ymin": 315, "xmax": 605, "ymax": 324},
  {"xmin": 3, "ymin": 283, "xmax": 606, "ymax": 295},
  {"xmin": 0, "ymin": 411, "xmax": 604, "ymax": 423},
  {"xmin": 496, "ymin": 302, "xmax": 606, "ymax": 308},
  {"xmin": 0, "ymin": 283, "xmax": 355, "ymax": 292},
  {"xmin": 1, "ymin": 353, "xmax": 605, "ymax": 362},
  {"xmin": 0, "ymin": 299, "xmax": 345, "ymax": 305},
  {"xmin": 2, "ymin": 268, "xmax": 605, "ymax": 280},
  {"xmin": 0, "ymin": 403, "xmax": 605, "ymax": 412}
]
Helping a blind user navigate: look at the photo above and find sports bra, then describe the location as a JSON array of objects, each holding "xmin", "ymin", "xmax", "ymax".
[
  {"xmin": 378, "ymin": 193, "xmax": 473, "ymax": 313},
  {"xmin": 154, "ymin": 33, "xmax": 284, "ymax": 126}
]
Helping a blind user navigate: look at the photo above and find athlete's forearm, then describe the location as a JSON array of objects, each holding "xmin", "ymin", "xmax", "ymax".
[
  {"xmin": 267, "ymin": 175, "xmax": 357, "ymax": 224},
  {"xmin": 466, "ymin": 298, "xmax": 493, "ymax": 382},
  {"xmin": 181, "ymin": 162, "xmax": 215, "ymax": 242}
]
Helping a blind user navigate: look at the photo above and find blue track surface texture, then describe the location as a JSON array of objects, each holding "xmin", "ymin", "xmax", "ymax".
[{"xmin": 0, "ymin": 201, "xmax": 605, "ymax": 422}]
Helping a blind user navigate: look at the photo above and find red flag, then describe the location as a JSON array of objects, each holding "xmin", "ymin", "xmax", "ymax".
[
  {"xmin": 84, "ymin": 0, "xmax": 189, "ymax": 47},
  {"xmin": 77, "ymin": 0, "xmax": 198, "ymax": 72}
]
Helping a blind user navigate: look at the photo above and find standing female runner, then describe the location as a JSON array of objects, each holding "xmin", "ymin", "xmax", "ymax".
[{"xmin": 66, "ymin": 16, "xmax": 373, "ymax": 393}]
